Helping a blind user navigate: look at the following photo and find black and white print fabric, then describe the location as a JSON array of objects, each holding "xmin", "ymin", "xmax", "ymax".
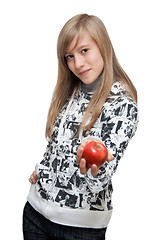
[{"xmin": 34, "ymin": 82, "xmax": 138, "ymax": 212}]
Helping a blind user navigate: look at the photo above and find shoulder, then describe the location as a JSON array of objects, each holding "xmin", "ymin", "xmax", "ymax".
[
  {"xmin": 103, "ymin": 95, "xmax": 138, "ymax": 123},
  {"xmin": 99, "ymin": 96, "xmax": 138, "ymax": 141},
  {"xmin": 104, "ymin": 81, "xmax": 138, "ymax": 115},
  {"xmin": 108, "ymin": 81, "xmax": 127, "ymax": 100}
]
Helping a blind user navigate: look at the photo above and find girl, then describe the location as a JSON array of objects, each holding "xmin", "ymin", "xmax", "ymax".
[{"xmin": 23, "ymin": 14, "xmax": 138, "ymax": 240}]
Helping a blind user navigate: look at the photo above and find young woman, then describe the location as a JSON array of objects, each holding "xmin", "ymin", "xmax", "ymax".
[{"xmin": 23, "ymin": 14, "xmax": 138, "ymax": 240}]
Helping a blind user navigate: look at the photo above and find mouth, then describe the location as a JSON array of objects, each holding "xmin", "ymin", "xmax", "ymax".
[{"xmin": 79, "ymin": 69, "xmax": 91, "ymax": 76}]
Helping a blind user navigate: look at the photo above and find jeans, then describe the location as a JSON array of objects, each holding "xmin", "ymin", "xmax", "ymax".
[{"xmin": 23, "ymin": 202, "xmax": 107, "ymax": 240}]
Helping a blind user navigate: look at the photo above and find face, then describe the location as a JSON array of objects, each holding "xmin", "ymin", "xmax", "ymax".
[{"xmin": 65, "ymin": 31, "xmax": 104, "ymax": 85}]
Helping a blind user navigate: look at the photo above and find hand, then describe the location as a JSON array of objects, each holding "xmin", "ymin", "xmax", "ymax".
[
  {"xmin": 76, "ymin": 140, "xmax": 114, "ymax": 176},
  {"xmin": 29, "ymin": 170, "xmax": 38, "ymax": 184}
]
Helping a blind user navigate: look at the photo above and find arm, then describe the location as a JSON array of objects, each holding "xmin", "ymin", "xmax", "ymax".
[
  {"xmin": 28, "ymin": 139, "xmax": 52, "ymax": 184},
  {"xmin": 77, "ymin": 97, "xmax": 138, "ymax": 191}
]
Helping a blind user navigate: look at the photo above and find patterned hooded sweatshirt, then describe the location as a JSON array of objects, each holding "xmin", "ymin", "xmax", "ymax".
[{"xmin": 27, "ymin": 81, "xmax": 138, "ymax": 229}]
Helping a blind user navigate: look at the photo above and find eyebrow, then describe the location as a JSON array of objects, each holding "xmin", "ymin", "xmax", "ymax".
[{"xmin": 65, "ymin": 45, "xmax": 90, "ymax": 56}]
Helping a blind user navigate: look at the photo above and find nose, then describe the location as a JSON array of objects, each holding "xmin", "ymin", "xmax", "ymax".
[{"xmin": 74, "ymin": 55, "xmax": 85, "ymax": 69}]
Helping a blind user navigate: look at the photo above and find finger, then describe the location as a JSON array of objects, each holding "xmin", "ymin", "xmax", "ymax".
[
  {"xmin": 29, "ymin": 172, "xmax": 37, "ymax": 184},
  {"xmin": 79, "ymin": 158, "xmax": 88, "ymax": 175},
  {"xmin": 33, "ymin": 171, "xmax": 38, "ymax": 181},
  {"xmin": 29, "ymin": 175, "xmax": 35, "ymax": 184},
  {"xmin": 76, "ymin": 146, "xmax": 84, "ymax": 164},
  {"xmin": 107, "ymin": 150, "xmax": 114, "ymax": 162},
  {"xmin": 29, "ymin": 177, "xmax": 33, "ymax": 184},
  {"xmin": 76, "ymin": 140, "xmax": 89, "ymax": 164},
  {"xmin": 91, "ymin": 164, "xmax": 99, "ymax": 176}
]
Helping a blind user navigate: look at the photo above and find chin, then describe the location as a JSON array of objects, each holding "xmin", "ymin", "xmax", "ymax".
[{"xmin": 81, "ymin": 79, "xmax": 96, "ymax": 85}]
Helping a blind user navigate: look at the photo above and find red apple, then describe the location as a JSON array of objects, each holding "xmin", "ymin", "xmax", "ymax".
[{"xmin": 82, "ymin": 141, "xmax": 108, "ymax": 168}]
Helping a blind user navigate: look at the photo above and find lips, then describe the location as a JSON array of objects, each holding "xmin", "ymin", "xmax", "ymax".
[{"xmin": 79, "ymin": 69, "xmax": 91, "ymax": 76}]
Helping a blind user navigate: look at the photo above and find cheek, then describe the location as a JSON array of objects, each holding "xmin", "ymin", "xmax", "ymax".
[
  {"xmin": 93, "ymin": 54, "xmax": 104, "ymax": 73},
  {"xmin": 67, "ymin": 61, "xmax": 74, "ymax": 72},
  {"xmin": 98, "ymin": 50, "xmax": 104, "ymax": 70},
  {"xmin": 88, "ymin": 52, "xmax": 104, "ymax": 68},
  {"xmin": 99, "ymin": 57, "xmax": 104, "ymax": 71}
]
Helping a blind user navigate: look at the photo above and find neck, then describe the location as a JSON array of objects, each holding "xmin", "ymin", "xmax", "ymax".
[{"xmin": 80, "ymin": 76, "xmax": 101, "ymax": 93}]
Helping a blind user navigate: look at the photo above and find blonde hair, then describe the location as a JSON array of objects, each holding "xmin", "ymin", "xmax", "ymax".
[{"xmin": 46, "ymin": 14, "xmax": 137, "ymax": 139}]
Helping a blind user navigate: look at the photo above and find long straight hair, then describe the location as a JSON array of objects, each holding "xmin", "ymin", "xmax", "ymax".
[{"xmin": 45, "ymin": 14, "xmax": 137, "ymax": 139}]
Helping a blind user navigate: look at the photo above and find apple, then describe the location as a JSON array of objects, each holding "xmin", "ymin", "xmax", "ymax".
[{"xmin": 82, "ymin": 141, "xmax": 108, "ymax": 168}]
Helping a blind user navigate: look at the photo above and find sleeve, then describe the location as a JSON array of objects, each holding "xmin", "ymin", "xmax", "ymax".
[
  {"xmin": 35, "ymin": 139, "xmax": 52, "ymax": 179},
  {"xmin": 84, "ymin": 97, "xmax": 139, "ymax": 193}
]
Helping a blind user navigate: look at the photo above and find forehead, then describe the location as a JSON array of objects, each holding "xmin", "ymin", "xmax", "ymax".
[{"xmin": 66, "ymin": 31, "xmax": 95, "ymax": 53}]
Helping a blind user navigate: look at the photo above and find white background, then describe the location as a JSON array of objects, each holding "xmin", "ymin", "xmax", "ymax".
[{"xmin": 0, "ymin": 0, "xmax": 162, "ymax": 239}]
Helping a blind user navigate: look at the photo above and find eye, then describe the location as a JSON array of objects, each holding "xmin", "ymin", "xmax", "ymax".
[
  {"xmin": 65, "ymin": 54, "xmax": 73, "ymax": 60},
  {"xmin": 81, "ymin": 49, "xmax": 88, "ymax": 53}
]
